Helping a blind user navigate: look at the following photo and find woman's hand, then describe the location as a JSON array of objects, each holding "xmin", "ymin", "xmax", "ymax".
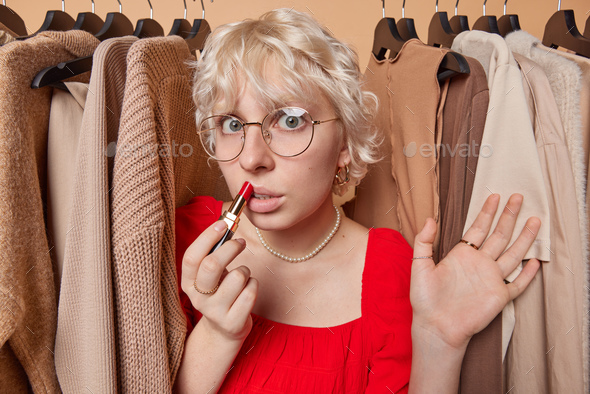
[
  {"xmin": 181, "ymin": 220, "xmax": 259, "ymax": 343},
  {"xmin": 410, "ymin": 193, "xmax": 541, "ymax": 351}
]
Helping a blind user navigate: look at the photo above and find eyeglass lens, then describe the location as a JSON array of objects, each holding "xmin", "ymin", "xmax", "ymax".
[{"xmin": 199, "ymin": 107, "xmax": 314, "ymax": 161}]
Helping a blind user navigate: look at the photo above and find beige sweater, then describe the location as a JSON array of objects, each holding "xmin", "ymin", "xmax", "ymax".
[
  {"xmin": 0, "ymin": 31, "xmax": 98, "ymax": 393},
  {"xmin": 54, "ymin": 36, "xmax": 137, "ymax": 393},
  {"xmin": 111, "ymin": 35, "xmax": 228, "ymax": 392}
]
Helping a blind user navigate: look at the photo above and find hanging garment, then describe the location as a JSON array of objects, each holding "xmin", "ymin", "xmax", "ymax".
[
  {"xmin": 353, "ymin": 39, "xmax": 450, "ymax": 255},
  {"xmin": 0, "ymin": 30, "xmax": 14, "ymax": 46},
  {"xmin": 0, "ymin": 21, "xmax": 17, "ymax": 41},
  {"xmin": 504, "ymin": 52, "xmax": 587, "ymax": 394},
  {"xmin": 0, "ymin": 30, "xmax": 98, "ymax": 393},
  {"xmin": 46, "ymin": 82, "xmax": 89, "ymax": 290},
  {"xmin": 110, "ymin": 35, "xmax": 229, "ymax": 393},
  {"xmin": 437, "ymin": 57, "xmax": 502, "ymax": 394},
  {"xmin": 451, "ymin": 30, "xmax": 552, "ymax": 363},
  {"xmin": 438, "ymin": 57, "xmax": 488, "ymax": 263},
  {"xmin": 505, "ymin": 31, "xmax": 587, "ymax": 272},
  {"xmin": 54, "ymin": 35, "xmax": 137, "ymax": 394},
  {"xmin": 176, "ymin": 196, "xmax": 413, "ymax": 393}
]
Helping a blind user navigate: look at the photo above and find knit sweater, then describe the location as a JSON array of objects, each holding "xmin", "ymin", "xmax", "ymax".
[
  {"xmin": 110, "ymin": 35, "xmax": 229, "ymax": 392},
  {"xmin": 0, "ymin": 31, "xmax": 98, "ymax": 393},
  {"xmin": 54, "ymin": 36, "xmax": 137, "ymax": 394}
]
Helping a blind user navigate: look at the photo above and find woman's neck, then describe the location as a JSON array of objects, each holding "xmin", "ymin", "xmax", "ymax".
[{"xmin": 246, "ymin": 197, "xmax": 339, "ymax": 261}]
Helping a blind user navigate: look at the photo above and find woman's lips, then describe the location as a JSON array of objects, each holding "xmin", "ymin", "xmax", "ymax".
[{"xmin": 247, "ymin": 193, "xmax": 282, "ymax": 213}]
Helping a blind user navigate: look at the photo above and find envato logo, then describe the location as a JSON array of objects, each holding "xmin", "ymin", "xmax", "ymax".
[
  {"xmin": 402, "ymin": 141, "xmax": 493, "ymax": 158},
  {"xmin": 105, "ymin": 141, "xmax": 195, "ymax": 158}
]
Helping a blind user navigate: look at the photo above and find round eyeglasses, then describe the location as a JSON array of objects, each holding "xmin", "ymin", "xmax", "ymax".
[{"xmin": 197, "ymin": 107, "xmax": 339, "ymax": 162}]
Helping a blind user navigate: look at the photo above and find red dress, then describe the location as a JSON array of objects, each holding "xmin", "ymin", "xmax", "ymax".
[{"xmin": 176, "ymin": 196, "xmax": 413, "ymax": 393}]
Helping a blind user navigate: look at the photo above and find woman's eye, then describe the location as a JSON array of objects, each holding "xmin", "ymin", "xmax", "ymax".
[
  {"xmin": 278, "ymin": 114, "xmax": 304, "ymax": 130},
  {"xmin": 221, "ymin": 117, "xmax": 242, "ymax": 133}
]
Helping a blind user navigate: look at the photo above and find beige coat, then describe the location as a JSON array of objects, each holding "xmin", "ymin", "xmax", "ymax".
[
  {"xmin": 451, "ymin": 32, "xmax": 552, "ymax": 370},
  {"xmin": 0, "ymin": 30, "xmax": 98, "ymax": 393},
  {"xmin": 506, "ymin": 52, "xmax": 587, "ymax": 394}
]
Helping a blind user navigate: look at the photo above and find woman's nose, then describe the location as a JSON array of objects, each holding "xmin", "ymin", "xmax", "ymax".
[{"xmin": 238, "ymin": 124, "xmax": 275, "ymax": 172}]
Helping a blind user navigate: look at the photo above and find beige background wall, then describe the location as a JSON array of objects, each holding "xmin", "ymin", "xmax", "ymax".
[{"xmin": 9, "ymin": 0, "xmax": 590, "ymax": 71}]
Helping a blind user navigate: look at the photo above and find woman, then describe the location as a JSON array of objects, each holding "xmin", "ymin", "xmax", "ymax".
[{"xmin": 174, "ymin": 9, "xmax": 541, "ymax": 393}]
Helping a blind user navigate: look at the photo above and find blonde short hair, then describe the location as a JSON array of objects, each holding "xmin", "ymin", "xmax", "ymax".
[{"xmin": 192, "ymin": 8, "xmax": 380, "ymax": 196}]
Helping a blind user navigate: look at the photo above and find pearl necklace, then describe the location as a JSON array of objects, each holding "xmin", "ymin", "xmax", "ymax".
[{"xmin": 255, "ymin": 204, "xmax": 341, "ymax": 263}]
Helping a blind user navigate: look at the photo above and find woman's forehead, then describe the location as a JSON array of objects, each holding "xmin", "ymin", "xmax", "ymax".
[{"xmin": 211, "ymin": 78, "xmax": 325, "ymax": 114}]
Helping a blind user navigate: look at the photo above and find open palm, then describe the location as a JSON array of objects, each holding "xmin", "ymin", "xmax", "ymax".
[{"xmin": 410, "ymin": 194, "xmax": 541, "ymax": 350}]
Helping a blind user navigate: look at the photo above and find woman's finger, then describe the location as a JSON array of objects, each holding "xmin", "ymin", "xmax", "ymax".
[
  {"xmin": 460, "ymin": 194, "xmax": 501, "ymax": 251},
  {"xmin": 479, "ymin": 194, "xmax": 523, "ymax": 260},
  {"xmin": 193, "ymin": 238, "xmax": 246, "ymax": 296},
  {"xmin": 506, "ymin": 258, "xmax": 541, "ymax": 300},
  {"xmin": 496, "ymin": 217, "xmax": 541, "ymax": 278},
  {"xmin": 180, "ymin": 220, "xmax": 228, "ymax": 293},
  {"xmin": 412, "ymin": 217, "xmax": 437, "ymax": 271},
  {"xmin": 226, "ymin": 276, "xmax": 259, "ymax": 327},
  {"xmin": 213, "ymin": 265, "xmax": 252, "ymax": 314}
]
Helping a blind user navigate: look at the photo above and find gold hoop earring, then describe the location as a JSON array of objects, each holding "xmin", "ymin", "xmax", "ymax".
[{"xmin": 335, "ymin": 164, "xmax": 350, "ymax": 186}]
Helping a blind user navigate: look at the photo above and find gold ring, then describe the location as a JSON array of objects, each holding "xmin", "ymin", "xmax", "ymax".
[
  {"xmin": 459, "ymin": 239, "xmax": 480, "ymax": 250},
  {"xmin": 194, "ymin": 280, "xmax": 220, "ymax": 295},
  {"xmin": 412, "ymin": 256, "xmax": 434, "ymax": 260}
]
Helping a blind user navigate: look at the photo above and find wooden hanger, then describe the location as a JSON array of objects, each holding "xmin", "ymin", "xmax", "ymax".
[
  {"xmin": 33, "ymin": 0, "xmax": 134, "ymax": 88},
  {"xmin": 133, "ymin": 0, "xmax": 164, "ymax": 38},
  {"xmin": 542, "ymin": 1, "xmax": 590, "ymax": 58},
  {"xmin": 449, "ymin": 0, "xmax": 469, "ymax": 34},
  {"xmin": 372, "ymin": 0, "xmax": 405, "ymax": 60},
  {"xmin": 73, "ymin": 0, "xmax": 104, "ymax": 35},
  {"xmin": 397, "ymin": 0, "xmax": 419, "ymax": 41},
  {"xmin": 427, "ymin": 0, "xmax": 457, "ymax": 48},
  {"xmin": 17, "ymin": 0, "xmax": 75, "ymax": 40},
  {"xmin": 0, "ymin": 1, "xmax": 27, "ymax": 36},
  {"xmin": 497, "ymin": 0, "xmax": 521, "ymax": 37},
  {"xmin": 95, "ymin": 0, "xmax": 134, "ymax": 41},
  {"xmin": 184, "ymin": 0, "xmax": 213, "ymax": 53},
  {"xmin": 472, "ymin": 0, "xmax": 501, "ymax": 35},
  {"xmin": 374, "ymin": 1, "xmax": 469, "ymax": 82},
  {"xmin": 169, "ymin": 0, "xmax": 192, "ymax": 37}
]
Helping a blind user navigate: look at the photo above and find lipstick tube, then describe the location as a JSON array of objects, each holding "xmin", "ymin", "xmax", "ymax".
[{"xmin": 208, "ymin": 181, "xmax": 254, "ymax": 255}]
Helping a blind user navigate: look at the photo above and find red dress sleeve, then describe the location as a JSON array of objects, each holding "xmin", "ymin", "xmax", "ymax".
[
  {"xmin": 364, "ymin": 228, "xmax": 414, "ymax": 394},
  {"xmin": 175, "ymin": 196, "xmax": 223, "ymax": 335}
]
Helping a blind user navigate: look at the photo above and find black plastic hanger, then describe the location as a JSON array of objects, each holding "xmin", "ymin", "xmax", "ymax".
[
  {"xmin": 427, "ymin": 1, "xmax": 457, "ymax": 48},
  {"xmin": 17, "ymin": 0, "xmax": 75, "ymax": 40},
  {"xmin": 32, "ymin": 55, "xmax": 92, "ymax": 89},
  {"xmin": 542, "ymin": 1, "xmax": 590, "ymax": 58},
  {"xmin": 73, "ymin": 0, "xmax": 104, "ymax": 35},
  {"xmin": 133, "ymin": 0, "xmax": 164, "ymax": 38},
  {"xmin": 396, "ymin": 0, "xmax": 419, "ymax": 41},
  {"xmin": 472, "ymin": 0, "xmax": 501, "ymax": 35},
  {"xmin": 449, "ymin": 0, "xmax": 469, "ymax": 34},
  {"xmin": 0, "ymin": 1, "xmax": 27, "ymax": 36},
  {"xmin": 497, "ymin": 1, "xmax": 520, "ymax": 37},
  {"xmin": 95, "ymin": 0, "xmax": 134, "ymax": 41}
]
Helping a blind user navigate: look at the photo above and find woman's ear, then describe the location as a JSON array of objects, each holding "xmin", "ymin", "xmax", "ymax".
[{"xmin": 337, "ymin": 143, "xmax": 351, "ymax": 168}]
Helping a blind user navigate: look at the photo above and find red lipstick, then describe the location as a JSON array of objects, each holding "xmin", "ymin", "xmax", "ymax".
[{"xmin": 209, "ymin": 181, "xmax": 254, "ymax": 254}]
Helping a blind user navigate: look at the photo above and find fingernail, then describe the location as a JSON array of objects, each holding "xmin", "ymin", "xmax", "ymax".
[
  {"xmin": 214, "ymin": 221, "xmax": 227, "ymax": 232},
  {"xmin": 235, "ymin": 238, "xmax": 246, "ymax": 246}
]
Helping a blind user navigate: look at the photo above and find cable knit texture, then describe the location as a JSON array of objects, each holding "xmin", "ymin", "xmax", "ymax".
[
  {"xmin": 111, "ymin": 35, "xmax": 229, "ymax": 393},
  {"xmin": 54, "ymin": 36, "xmax": 137, "ymax": 394},
  {"xmin": 0, "ymin": 30, "xmax": 98, "ymax": 393}
]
